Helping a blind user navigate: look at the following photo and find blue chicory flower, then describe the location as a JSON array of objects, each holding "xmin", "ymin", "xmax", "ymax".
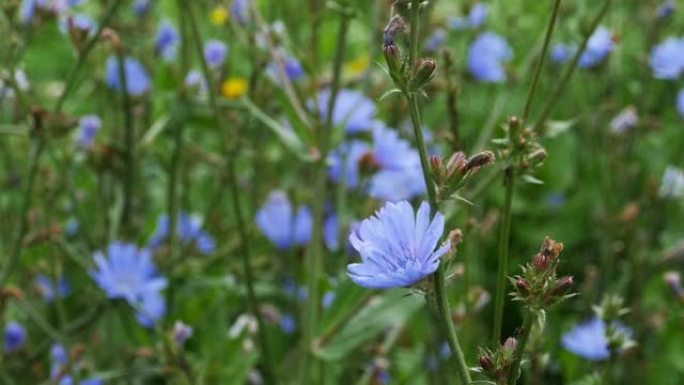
[
  {"xmin": 562, "ymin": 317, "xmax": 631, "ymax": 361},
  {"xmin": 35, "ymin": 274, "xmax": 70, "ymax": 302},
  {"xmin": 425, "ymin": 29, "xmax": 447, "ymax": 53},
  {"xmin": 59, "ymin": 13, "xmax": 96, "ymax": 35},
  {"xmin": 132, "ymin": 0, "xmax": 150, "ymax": 16},
  {"xmin": 657, "ymin": 0, "xmax": 676, "ymax": 19},
  {"xmin": 173, "ymin": 321, "xmax": 194, "ymax": 345},
  {"xmin": 106, "ymin": 56, "xmax": 151, "ymax": 96},
  {"xmin": 91, "ymin": 242, "xmax": 167, "ymax": 327},
  {"xmin": 347, "ymin": 201, "xmax": 450, "ymax": 289},
  {"xmin": 204, "ymin": 40, "xmax": 228, "ymax": 68},
  {"xmin": 4, "ymin": 322, "xmax": 27, "ymax": 353},
  {"xmin": 80, "ymin": 379, "xmax": 103, "ymax": 385},
  {"xmin": 280, "ymin": 314, "xmax": 297, "ymax": 334},
  {"xmin": 468, "ymin": 32, "xmax": 513, "ymax": 82},
  {"xmin": 322, "ymin": 291, "xmax": 335, "ymax": 308},
  {"xmin": 77, "ymin": 115, "xmax": 101, "ymax": 149},
  {"xmin": 468, "ymin": 2, "xmax": 488, "ymax": 28},
  {"xmin": 256, "ymin": 191, "xmax": 313, "ymax": 249},
  {"xmin": 148, "ymin": 213, "xmax": 216, "ymax": 255},
  {"xmin": 368, "ymin": 168, "xmax": 426, "ymax": 202},
  {"xmin": 156, "ymin": 21, "xmax": 180, "ymax": 61},
  {"xmin": 609, "ymin": 106, "xmax": 639, "ymax": 134},
  {"xmin": 267, "ymin": 54, "xmax": 305, "ymax": 83},
  {"xmin": 578, "ymin": 26, "xmax": 614, "ymax": 69},
  {"xmin": 51, "ymin": 343, "xmax": 68, "ymax": 366},
  {"xmin": 650, "ymin": 37, "xmax": 684, "ymax": 79},
  {"xmin": 550, "ymin": 43, "xmax": 577, "ymax": 65},
  {"xmin": 231, "ymin": 0, "xmax": 250, "ymax": 24},
  {"xmin": 21, "ymin": 0, "xmax": 47, "ymax": 23},
  {"xmin": 324, "ymin": 213, "xmax": 340, "ymax": 251},
  {"xmin": 328, "ymin": 140, "xmax": 370, "ymax": 188},
  {"xmin": 316, "ymin": 89, "xmax": 377, "ymax": 133}
]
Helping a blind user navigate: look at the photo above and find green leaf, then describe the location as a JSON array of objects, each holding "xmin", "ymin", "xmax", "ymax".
[
  {"xmin": 313, "ymin": 289, "xmax": 424, "ymax": 362},
  {"xmin": 520, "ymin": 174, "xmax": 545, "ymax": 185}
]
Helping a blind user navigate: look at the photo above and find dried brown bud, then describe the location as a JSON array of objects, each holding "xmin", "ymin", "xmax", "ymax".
[
  {"xmin": 383, "ymin": 16, "xmax": 405, "ymax": 47},
  {"xmin": 465, "ymin": 151, "xmax": 496, "ymax": 172},
  {"xmin": 448, "ymin": 228, "xmax": 463, "ymax": 252},
  {"xmin": 102, "ymin": 28, "xmax": 123, "ymax": 53},
  {"xmin": 540, "ymin": 237, "xmax": 564, "ymax": 260}
]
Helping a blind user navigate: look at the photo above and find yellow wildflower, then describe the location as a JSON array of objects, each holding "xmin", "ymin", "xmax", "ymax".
[
  {"xmin": 210, "ymin": 6, "xmax": 230, "ymax": 26},
  {"xmin": 221, "ymin": 78, "xmax": 248, "ymax": 99},
  {"xmin": 345, "ymin": 54, "xmax": 371, "ymax": 77}
]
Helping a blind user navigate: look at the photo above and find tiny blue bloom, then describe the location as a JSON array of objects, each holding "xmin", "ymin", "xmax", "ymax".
[
  {"xmin": 468, "ymin": 3, "xmax": 488, "ymax": 28},
  {"xmin": 60, "ymin": 13, "xmax": 96, "ymax": 35},
  {"xmin": 550, "ymin": 43, "xmax": 577, "ymax": 64},
  {"xmin": 80, "ymin": 379, "xmax": 103, "ymax": 385},
  {"xmin": 132, "ymin": 0, "xmax": 150, "ymax": 16},
  {"xmin": 324, "ymin": 213, "xmax": 340, "ymax": 251},
  {"xmin": 35, "ymin": 274, "xmax": 70, "ymax": 302},
  {"xmin": 204, "ymin": 40, "xmax": 229, "ymax": 68},
  {"xmin": 173, "ymin": 321, "xmax": 194, "ymax": 345},
  {"xmin": 156, "ymin": 21, "xmax": 180, "ymax": 61},
  {"xmin": 425, "ymin": 29, "xmax": 447, "ymax": 53},
  {"xmin": 316, "ymin": 89, "xmax": 377, "ymax": 133},
  {"xmin": 77, "ymin": 115, "xmax": 101, "ymax": 149},
  {"xmin": 21, "ymin": 0, "xmax": 46, "ymax": 24},
  {"xmin": 51, "ymin": 343, "xmax": 69, "ymax": 366},
  {"xmin": 4, "ymin": 321, "xmax": 27, "ymax": 353},
  {"xmin": 106, "ymin": 56, "xmax": 151, "ymax": 96},
  {"xmin": 231, "ymin": 0, "xmax": 250, "ymax": 24},
  {"xmin": 256, "ymin": 191, "xmax": 313, "ymax": 249},
  {"xmin": 657, "ymin": 0, "xmax": 676, "ymax": 19},
  {"xmin": 609, "ymin": 106, "xmax": 638, "ymax": 134},
  {"xmin": 347, "ymin": 201, "xmax": 450, "ymax": 289},
  {"xmin": 468, "ymin": 32, "xmax": 513, "ymax": 82},
  {"xmin": 91, "ymin": 242, "xmax": 167, "ymax": 327},
  {"xmin": 578, "ymin": 26, "xmax": 614, "ymax": 69},
  {"xmin": 322, "ymin": 291, "xmax": 335, "ymax": 308},
  {"xmin": 650, "ymin": 37, "xmax": 684, "ymax": 79},
  {"xmin": 280, "ymin": 314, "xmax": 297, "ymax": 334},
  {"xmin": 148, "ymin": 213, "xmax": 216, "ymax": 255},
  {"xmin": 268, "ymin": 54, "xmax": 305, "ymax": 83},
  {"xmin": 562, "ymin": 317, "xmax": 631, "ymax": 361}
]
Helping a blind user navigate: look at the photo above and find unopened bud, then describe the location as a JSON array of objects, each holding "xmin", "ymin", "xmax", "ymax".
[
  {"xmin": 528, "ymin": 148, "xmax": 547, "ymax": 166},
  {"xmin": 409, "ymin": 58, "xmax": 436, "ymax": 90},
  {"xmin": 503, "ymin": 337, "xmax": 518, "ymax": 352},
  {"xmin": 383, "ymin": 15, "xmax": 405, "ymax": 47},
  {"xmin": 508, "ymin": 116, "xmax": 522, "ymax": 136},
  {"xmin": 383, "ymin": 43, "xmax": 403, "ymax": 76},
  {"xmin": 550, "ymin": 276, "xmax": 574, "ymax": 297},
  {"xmin": 515, "ymin": 278, "xmax": 531, "ymax": 296},
  {"xmin": 446, "ymin": 152, "xmax": 467, "ymax": 177},
  {"xmin": 479, "ymin": 354, "xmax": 495, "ymax": 372},
  {"xmin": 465, "ymin": 151, "xmax": 496, "ymax": 172},
  {"xmin": 532, "ymin": 252, "xmax": 550, "ymax": 271},
  {"xmin": 448, "ymin": 228, "xmax": 463, "ymax": 252},
  {"xmin": 430, "ymin": 155, "xmax": 445, "ymax": 185}
]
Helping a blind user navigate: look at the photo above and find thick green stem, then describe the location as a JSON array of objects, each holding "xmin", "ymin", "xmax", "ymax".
[
  {"xmin": 184, "ymin": 3, "xmax": 275, "ymax": 383},
  {"xmin": 508, "ymin": 310, "xmax": 534, "ymax": 385},
  {"xmin": 301, "ymin": 5, "xmax": 352, "ymax": 382},
  {"xmin": 116, "ymin": 52, "xmax": 135, "ymax": 233},
  {"xmin": 405, "ymin": 1, "xmax": 471, "ymax": 383},
  {"xmin": 522, "ymin": 0, "xmax": 562, "ymax": 123},
  {"xmin": 493, "ymin": 167, "xmax": 515, "ymax": 344},
  {"xmin": 533, "ymin": 0, "xmax": 612, "ymax": 133}
]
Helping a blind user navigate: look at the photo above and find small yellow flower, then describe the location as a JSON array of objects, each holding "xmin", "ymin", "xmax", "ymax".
[
  {"xmin": 210, "ymin": 6, "xmax": 230, "ymax": 26},
  {"xmin": 221, "ymin": 78, "xmax": 248, "ymax": 99},
  {"xmin": 345, "ymin": 54, "xmax": 371, "ymax": 77}
]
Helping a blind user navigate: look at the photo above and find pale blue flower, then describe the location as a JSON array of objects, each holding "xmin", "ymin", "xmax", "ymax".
[
  {"xmin": 132, "ymin": 0, "xmax": 150, "ymax": 16},
  {"xmin": 426, "ymin": 29, "xmax": 447, "ymax": 53},
  {"xmin": 372, "ymin": 123, "xmax": 421, "ymax": 171},
  {"xmin": 156, "ymin": 21, "xmax": 179, "ymax": 61},
  {"xmin": 368, "ymin": 168, "xmax": 426, "ymax": 202},
  {"xmin": 106, "ymin": 56, "xmax": 151, "ymax": 96},
  {"xmin": 659, "ymin": 166, "xmax": 684, "ymax": 198},
  {"xmin": 91, "ymin": 242, "xmax": 167, "ymax": 327},
  {"xmin": 256, "ymin": 191, "xmax": 313, "ymax": 249},
  {"xmin": 4, "ymin": 322, "xmax": 27, "ymax": 353},
  {"xmin": 204, "ymin": 40, "xmax": 228, "ymax": 68},
  {"xmin": 35, "ymin": 274, "xmax": 70, "ymax": 302},
  {"xmin": 322, "ymin": 291, "xmax": 335, "ymax": 308},
  {"xmin": 80, "ymin": 379, "xmax": 103, "ymax": 385},
  {"xmin": 231, "ymin": 0, "xmax": 250, "ymax": 24},
  {"xmin": 51, "ymin": 343, "xmax": 68, "ymax": 366},
  {"xmin": 562, "ymin": 317, "xmax": 631, "ymax": 361},
  {"xmin": 347, "ymin": 201, "xmax": 450, "ymax": 289},
  {"xmin": 650, "ymin": 37, "xmax": 684, "ymax": 79},
  {"xmin": 173, "ymin": 321, "xmax": 193, "ymax": 345},
  {"xmin": 324, "ymin": 213, "xmax": 340, "ymax": 251},
  {"xmin": 579, "ymin": 26, "xmax": 614, "ymax": 69},
  {"xmin": 268, "ymin": 54, "xmax": 305, "ymax": 83},
  {"xmin": 468, "ymin": 32, "xmax": 513, "ymax": 82},
  {"xmin": 317, "ymin": 89, "xmax": 377, "ymax": 133},
  {"xmin": 468, "ymin": 3, "xmax": 488, "ymax": 28},
  {"xmin": 280, "ymin": 314, "xmax": 297, "ymax": 334},
  {"xmin": 328, "ymin": 140, "xmax": 370, "ymax": 188},
  {"xmin": 550, "ymin": 43, "xmax": 577, "ymax": 64},
  {"xmin": 77, "ymin": 115, "xmax": 101, "ymax": 149},
  {"xmin": 657, "ymin": 0, "xmax": 676, "ymax": 19},
  {"xmin": 59, "ymin": 13, "xmax": 96, "ymax": 34},
  {"xmin": 148, "ymin": 213, "xmax": 216, "ymax": 255}
]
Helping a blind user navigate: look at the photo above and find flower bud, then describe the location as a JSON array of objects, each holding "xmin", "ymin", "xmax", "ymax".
[
  {"xmin": 527, "ymin": 148, "xmax": 547, "ymax": 166},
  {"xmin": 383, "ymin": 43, "xmax": 403, "ymax": 77},
  {"xmin": 408, "ymin": 58, "xmax": 437, "ymax": 90},
  {"xmin": 465, "ymin": 151, "xmax": 496, "ymax": 172},
  {"xmin": 503, "ymin": 337, "xmax": 518, "ymax": 352},
  {"xmin": 532, "ymin": 252, "xmax": 550, "ymax": 271},
  {"xmin": 479, "ymin": 354, "xmax": 495, "ymax": 372},
  {"xmin": 383, "ymin": 15, "xmax": 405, "ymax": 47},
  {"xmin": 550, "ymin": 276, "xmax": 574, "ymax": 297},
  {"xmin": 515, "ymin": 278, "xmax": 531, "ymax": 296},
  {"xmin": 448, "ymin": 228, "xmax": 463, "ymax": 253},
  {"xmin": 430, "ymin": 155, "xmax": 445, "ymax": 185},
  {"xmin": 446, "ymin": 152, "xmax": 467, "ymax": 177}
]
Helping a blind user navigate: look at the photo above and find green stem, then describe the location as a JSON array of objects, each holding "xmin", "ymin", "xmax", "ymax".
[
  {"xmin": 184, "ymin": 3, "xmax": 276, "ymax": 383},
  {"xmin": 508, "ymin": 310, "xmax": 534, "ymax": 385},
  {"xmin": 522, "ymin": 0, "xmax": 562, "ymax": 123},
  {"xmin": 533, "ymin": 0, "xmax": 612, "ymax": 133},
  {"xmin": 493, "ymin": 167, "xmax": 515, "ymax": 344},
  {"xmin": 116, "ymin": 52, "xmax": 135, "ymax": 233},
  {"xmin": 405, "ymin": 2, "xmax": 471, "ymax": 383},
  {"xmin": 301, "ymin": 5, "xmax": 352, "ymax": 382}
]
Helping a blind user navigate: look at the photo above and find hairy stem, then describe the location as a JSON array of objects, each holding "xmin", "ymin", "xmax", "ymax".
[
  {"xmin": 493, "ymin": 167, "xmax": 515, "ymax": 344},
  {"xmin": 508, "ymin": 310, "xmax": 534, "ymax": 385}
]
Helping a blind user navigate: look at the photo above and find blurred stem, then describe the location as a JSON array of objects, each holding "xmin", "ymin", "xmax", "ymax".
[
  {"xmin": 116, "ymin": 52, "xmax": 136, "ymax": 234},
  {"xmin": 184, "ymin": 3, "xmax": 276, "ymax": 384},
  {"xmin": 301, "ymin": 4, "xmax": 352, "ymax": 382},
  {"xmin": 522, "ymin": 0, "xmax": 562, "ymax": 123},
  {"xmin": 405, "ymin": 1, "xmax": 471, "ymax": 384},
  {"xmin": 508, "ymin": 309, "xmax": 534, "ymax": 385},
  {"xmin": 493, "ymin": 166, "xmax": 515, "ymax": 344},
  {"xmin": 0, "ymin": 135, "xmax": 44, "ymax": 288},
  {"xmin": 533, "ymin": 0, "xmax": 612, "ymax": 133}
]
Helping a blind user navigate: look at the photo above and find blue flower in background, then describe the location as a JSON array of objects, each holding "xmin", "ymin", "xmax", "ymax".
[
  {"xmin": 368, "ymin": 168, "xmax": 426, "ymax": 202},
  {"xmin": 77, "ymin": 115, "xmax": 101, "ymax": 149},
  {"xmin": 280, "ymin": 314, "xmax": 297, "ymax": 334},
  {"xmin": 425, "ymin": 29, "xmax": 446, "ymax": 53},
  {"xmin": 59, "ymin": 13, "xmax": 96, "ymax": 35},
  {"xmin": 256, "ymin": 191, "xmax": 313, "ymax": 249},
  {"xmin": 468, "ymin": 2, "xmax": 488, "ymax": 28},
  {"xmin": 372, "ymin": 123, "xmax": 421, "ymax": 172},
  {"xmin": 678, "ymin": 88, "xmax": 684, "ymax": 117},
  {"xmin": 80, "ymin": 379, "xmax": 103, "ymax": 385},
  {"xmin": 106, "ymin": 56, "xmax": 151, "ymax": 96},
  {"xmin": 185, "ymin": 69, "xmax": 208, "ymax": 94},
  {"xmin": 317, "ymin": 89, "xmax": 377, "ymax": 133},
  {"xmin": 657, "ymin": 0, "xmax": 676, "ymax": 19},
  {"xmin": 149, "ymin": 213, "xmax": 216, "ymax": 255},
  {"xmin": 231, "ymin": 0, "xmax": 250, "ymax": 24},
  {"xmin": 659, "ymin": 166, "xmax": 684, "ymax": 199},
  {"xmin": 550, "ymin": 43, "xmax": 577, "ymax": 64},
  {"xmin": 156, "ymin": 21, "xmax": 179, "ymax": 61},
  {"xmin": 329, "ymin": 140, "xmax": 370, "ymax": 188},
  {"xmin": 21, "ymin": 0, "xmax": 46, "ymax": 24},
  {"xmin": 578, "ymin": 26, "xmax": 614, "ymax": 69},
  {"xmin": 268, "ymin": 54, "xmax": 305, "ymax": 83},
  {"xmin": 347, "ymin": 201, "xmax": 450, "ymax": 289},
  {"xmin": 132, "ymin": 0, "xmax": 150, "ymax": 16},
  {"xmin": 324, "ymin": 213, "xmax": 340, "ymax": 251},
  {"xmin": 204, "ymin": 40, "xmax": 228, "ymax": 68},
  {"xmin": 91, "ymin": 242, "xmax": 167, "ymax": 327},
  {"xmin": 35, "ymin": 274, "xmax": 70, "ymax": 302},
  {"xmin": 173, "ymin": 320, "xmax": 194, "ymax": 345},
  {"xmin": 51, "ymin": 343, "xmax": 68, "ymax": 366},
  {"xmin": 4, "ymin": 321, "xmax": 27, "ymax": 353},
  {"xmin": 562, "ymin": 317, "xmax": 631, "ymax": 361},
  {"xmin": 283, "ymin": 278, "xmax": 308, "ymax": 301},
  {"xmin": 650, "ymin": 37, "xmax": 684, "ymax": 79},
  {"xmin": 322, "ymin": 291, "xmax": 335, "ymax": 308},
  {"xmin": 468, "ymin": 32, "xmax": 513, "ymax": 82}
]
